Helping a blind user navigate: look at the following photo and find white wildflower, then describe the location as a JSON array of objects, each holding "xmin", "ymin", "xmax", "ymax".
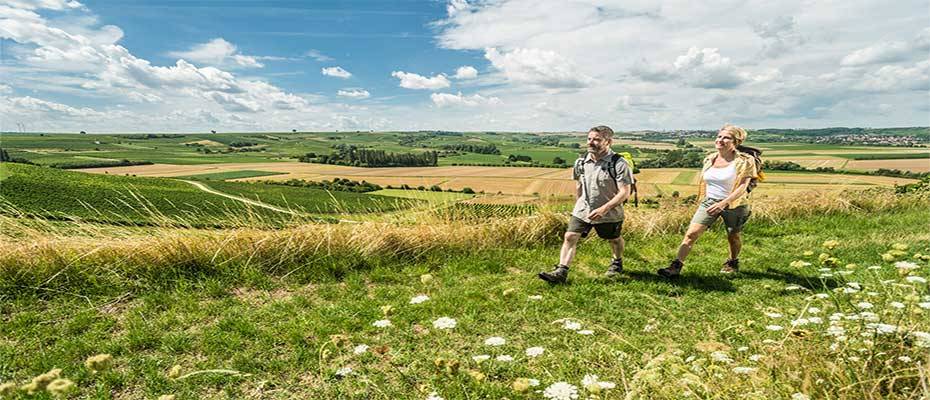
[
  {"xmin": 910, "ymin": 331, "xmax": 930, "ymax": 348},
  {"xmin": 889, "ymin": 302, "xmax": 906, "ymax": 309},
  {"xmin": 526, "ymin": 347, "xmax": 545, "ymax": 358},
  {"xmin": 484, "ymin": 336, "xmax": 506, "ymax": 346},
  {"xmin": 766, "ymin": 325, "xmax": 784, "ymax": 331},
  {"xmin": 829, "ymin": 313, "xmax": 845, "ymax": 321},
  {"xmin": 847, "ymin": 282, "xmax": 861, "ymax": 289},
  {"xmin": 859, "ymin": 312, "xmax": 879, "ymax": 321},
  {"xmin": 562, "ymin": 321, "xmax": 582, "ymax": 331},
  {"xmin": 895, "ymin": 261, "xmax": 920, "ymax": 271},
  {"xmin": 710, "ymin": 351, "xmax": 732, "ymax": 363},
  {"xmin": 815, "ymin": 293, "xmax": 830, "ymax": 299},
  {"xmin": 581, "ymin": 374, "xmax": 599, "ymax": 388},
  {"xmin": 808, "ymin": 317, "xmax": 823, "ymax": 324},
  {"xmin": 748, "ymin": 354, "xmax": 763, "ymax": 362},
  {"xmin": 472, "ymin": 355, "xmax": 490, "ymax": 362},
  {"xmin": 791, "ymin": 318, "xmax": 810, "ymax": 326},
  {"xmin": 577, "ymin": 330, "xmax": 595, "ymax": 335},
  {"xmin": 335, "ymin": 367, "xmax": 352, "ymax": 377},
  {"xmin": 528, "ymin": 295, "xmax": 543, "ymax": 300},
  {"xmin": 918, "ymin": 302, "xmax": 930, "ymax": 309},
  {"xmin": 785, "ymin": 285, "xmax": 802, "ymax": 291},
  {"xmin": 496, "ymin": 355, "xmax": 514, "ymax": 362},
  {"xmin": 897, "ymin": 356, "xmax": 912, "ymax": 363},
  {"xmin": 733, "ymin": 366, "xmax": 757, "ymax": 374},
  {"xmin": 857, "ymin": 302, "xmax": 873, "ymax": 309},
  {"xmin": 353, "ymin": 344, "xmax": 369, "ymax": 354},
  {"xmin": 432, "ymin": 317, "xmax": 457, "ymax": 330},
  {"xmin": 762, "ymin": 339, "xmax": 778, "ymax": 344},
  {"xmin": 827, "ymin": 325, "xmax": 846, "ymax": 336},
  {"xmin": 372, "ymin": 319, "xmax": 392, "ymax": 328},
  {"xmin": 866, "ymin": 323, "xmax": 898, "ymax": 334},
  {"xmin": 543, "ymin": 381, "xmax": 579, "ymax": 400},
  {"xmin": 807, "ymin": 307, "xmax": 821, "ymax": 314},
  {"xmin": 426, "ymin": 392, "xmax": 444, "ymax": 400},
  {"xmin": 409, "ymin": 295, "xmax": 430, "ymax": 304},
  {"xmin": 868, "ymin": 265, "xmax": 882, "ymax": 270},
  {"xmin": 905, "ymin": 276, "xmax": 927, "ymax": 284},
  {"xmin": 737, "ymin": 346, "xmax": 749, "ymax": 352},
  {"xmin": 792, "ymin": 393, "xmax": 810, "ymax": 400},
  {"xmin": 764, "ymin": 312, "xmax": 782, "ymax": 318},
  {"xmin": 842, "ymin": 287, "xmax": 858, "ymax": 294}
]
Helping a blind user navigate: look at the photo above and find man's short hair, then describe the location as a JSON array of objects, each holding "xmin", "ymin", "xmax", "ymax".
[{"xmin": 589, "ymin": 125, "xmax": 614, "ymax": 139}]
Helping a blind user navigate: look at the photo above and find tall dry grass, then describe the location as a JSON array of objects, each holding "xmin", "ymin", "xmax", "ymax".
[{"xmin": 1, "ymin": 187, "xmax": 925, "ymax": 295}]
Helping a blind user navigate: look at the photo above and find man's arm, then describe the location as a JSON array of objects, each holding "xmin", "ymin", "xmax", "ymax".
[
  {"xmin": 588, "ymin": 183, "xmax": 630, "ymax": 221},
  {"xmin": 575, "ymin": 181, "xmax": 582, "ymax": 201}
]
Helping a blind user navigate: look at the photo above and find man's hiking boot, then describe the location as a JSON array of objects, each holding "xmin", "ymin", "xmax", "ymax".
[
  {"xmin": 538, "ymin": 265, "xmax": 569, "ymax": 284},
  {"xmin": 720, "ymin": 258, "xmax": 740, "ymax": 274},
  {"xmin": 605, "ymin": 258, "xmax": 624, "ymax": 278},
  {"xmin": 657, "ymin": 259, "xmax": 683, "ymax": 278}
]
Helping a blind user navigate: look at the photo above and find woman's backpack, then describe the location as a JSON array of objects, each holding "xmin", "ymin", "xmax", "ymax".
[{"xmin": 736, "ymin": 145, "xmax": 765, "ymax": 193}]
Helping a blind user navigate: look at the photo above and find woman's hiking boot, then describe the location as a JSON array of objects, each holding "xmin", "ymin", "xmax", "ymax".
[
  {"xmin": 604, "ymin": 258, "xmax": 624, "ymax": 277},
  {"xmin": 538, "ymin": 265, "xmax": 569, "ymax": 284},
  {"xmin": 657, "ymin": 259, "xmax": 683, "ymax": 278},
  {"xmin": 720, "ymin": 258, "xmax": 740, "ymax": 274}
]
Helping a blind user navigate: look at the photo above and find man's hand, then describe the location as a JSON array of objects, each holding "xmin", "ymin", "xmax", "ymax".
[
  {"xmin": 706, "ymin": 201, "xmax": 728, "ymax": 216},
  {"xmin": 588, "ymin": 206, "xmax": 609, "ymax": 221}
]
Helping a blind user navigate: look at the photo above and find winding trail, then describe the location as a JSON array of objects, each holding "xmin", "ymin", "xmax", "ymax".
[{"xmin": 180, "ymin": 180, "xmax": 359, "ymax": 223}]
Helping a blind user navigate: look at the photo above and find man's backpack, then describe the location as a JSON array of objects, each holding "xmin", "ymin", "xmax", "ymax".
[
  {"xmin": 573, "ymin": 152, "xmax": 639, "ymax": 207},
  {"xmin": 736, "ymin": 145, "xmax": 765, "ymax": 193}
]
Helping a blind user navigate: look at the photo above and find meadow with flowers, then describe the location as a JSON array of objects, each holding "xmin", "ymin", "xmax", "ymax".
[{"xmin": 0, "ymin": 180, "xmax": 928, "ymax": 399}]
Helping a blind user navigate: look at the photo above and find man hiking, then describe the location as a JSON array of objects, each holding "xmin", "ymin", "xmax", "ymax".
[{"xmin": 538, "ymin": 125, "xmax": 634, "ymax": 284}]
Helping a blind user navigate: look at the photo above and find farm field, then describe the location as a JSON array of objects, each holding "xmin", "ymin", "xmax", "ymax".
[{"xmin": 82, "ymin": 163, "xmax": 918, "ymax": 200}]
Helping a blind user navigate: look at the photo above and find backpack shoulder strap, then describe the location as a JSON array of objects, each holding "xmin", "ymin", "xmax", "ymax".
[{"xmin": 607, "ymin": 153, "xmax": 622, "ymax": 180}]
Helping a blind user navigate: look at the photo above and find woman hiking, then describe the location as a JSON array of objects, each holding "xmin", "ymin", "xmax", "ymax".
[{"xmin": 657, "ymin": 124, "xmax": 761, "ymax": 278}]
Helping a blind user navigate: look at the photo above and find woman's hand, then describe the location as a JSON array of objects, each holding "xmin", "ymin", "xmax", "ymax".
[{"xmin": 706, "ymin": 201, "xmax": 728, "ymax": 216}]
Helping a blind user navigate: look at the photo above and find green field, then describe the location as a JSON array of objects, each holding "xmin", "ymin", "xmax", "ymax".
[
  {"xmin": 0, "ymin": 163, "xmax": 416, "ymax": 226},
  {"xmin": 173, "ymin": 170, "xmax": 289, "ymax": 181},
  {"xmin": 0, "ymin": 188, "xmax": 927, "ymax": 399},
  {"xmin": 834, "ymin": 152, "xmax": 930, "ymax": 160},
  {"xmin": 672, "ymin": 170, "xmax": 697, "ymax": 185}
]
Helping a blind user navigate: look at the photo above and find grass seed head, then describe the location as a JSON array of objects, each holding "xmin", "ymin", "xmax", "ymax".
[
  {"xmin": 84, "ymin": 353, "xmax": 112, "ymax": 373},
  {"xmin": 46, "ymin": 378, "xmax": 75, "ymax": 397}
]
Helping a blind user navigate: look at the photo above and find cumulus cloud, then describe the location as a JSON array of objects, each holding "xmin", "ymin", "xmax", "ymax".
[
  {"xmin": 321, "ymin": 66, "xmax": 352, "ymax": 78},
  {"xmin": 337, "ymin": 89, "xmax": 370, "ymax": 99},
  {"xmin": 752, "ymin": 16, "xmax": 805, "ymax": 59},
  {"xmin": 167, "ymin": 38, "xmax": 263, "ymax": 69},
  {"xmin": 9, "ymin": 95, "xmax": 104, "ymax": 118},
  {"xmin": 431, "ymin": 91, "xmax": 501, "ymax": 107},
  {"xmin": 673, "ymin": 47, "xmax": 747, "ymax": 89},
  {"xmin": 453, "ymin": 65, "xmax": 478, "ymax": 79},
  {"xmin": 484, "ymin": 47, "xmax": 593, "ymax": 88},
  {"xmin": 0, "ymin": 83, "xmax": 12, "ymax": 94},
  {"xmin": 841, "ymin": 41, "xmax": 913, "ymax": 66},
  {"xmin": 391, "ymin": 71, "xmax": 451, "ymax": 89},
  {"xmin": 854, "ymin": 60, "xmax": 930, "ymax": 92}
]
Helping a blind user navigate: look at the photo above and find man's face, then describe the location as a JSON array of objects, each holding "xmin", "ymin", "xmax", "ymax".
[{"xmin": 586, "ymin": 131, "xmax": 610, "ymax": 154}]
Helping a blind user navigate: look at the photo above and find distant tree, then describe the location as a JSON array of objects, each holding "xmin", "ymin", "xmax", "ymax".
[
  {"xmin": 462, "ymin": 187, "xmax": 475, "ymax": 194},
  {"xmin": 429, "ymin": 185, "xmax": 442, "ymax": 192},
  {"xmin": 211, "ymin": 130, "xmax": 217, "ymax": 134},
  {"xmin": 553, "ymin": 156, "xmax": 566, "ymax": 165},
  {"xmin": 292, "ymin": 129, "xmax": 297, "ymax": 133},
  {"xmin": 79, "ymin": 131, "xmax": 86, "ymax": 134}
]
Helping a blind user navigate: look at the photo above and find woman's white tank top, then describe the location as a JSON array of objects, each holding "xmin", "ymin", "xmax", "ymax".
[{"xmin": 703, "ymin": 162, "xmax": 736, "ymax": 200}]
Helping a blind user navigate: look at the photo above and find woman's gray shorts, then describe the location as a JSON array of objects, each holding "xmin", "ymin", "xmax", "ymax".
[{"xmin": 689, "ymin": 198, "xmax": 751, "ymax": 233}]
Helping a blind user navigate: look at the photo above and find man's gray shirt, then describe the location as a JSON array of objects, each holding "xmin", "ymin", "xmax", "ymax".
[{"xmin": 571, "ymin": 151, "xmax": 634, "ymax": 223}]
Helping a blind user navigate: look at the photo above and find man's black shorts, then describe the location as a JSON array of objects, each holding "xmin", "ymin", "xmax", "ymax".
[{"xmin": 567, "ymin": 215, "xmax": 623, "ymax": 239}]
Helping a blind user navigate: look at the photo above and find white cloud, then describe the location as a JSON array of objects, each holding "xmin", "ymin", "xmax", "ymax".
[
  {"xmin": 305, "ymin": 49, "xmax": 333, "ymax": 62},
  {"xmin": 453, "ymin": 65, "xmax": 478, "ymax": 79},
  {"xmin": 337, "ymin": 89, "xmax": 370, "ymax": 99},
  {"xmin": 321, "ymin": 66, "xmax": 352, "ymax": 79},
  {"xmin": 431, "ymin": 91, "xmax": 501, "ymax": 107},
  {"xmin": 3, "ymin": 0, "xmax": 84, "ymax": 11},
  {"xmin": 9, "ymin": 95, "xmax": 104, "ymax": 118},
  {"xmin": 484, "ymin": 47, "xmax": 593, "ymax": 88},
  {"xmin": 391, "ymin": 71, "xmax": 451, "ymax": 89},
  {"xmin": 752, "ymin": 16, "xmax": 805, "ymax": 59},
  {"xmin": 167, "ymin": 38, "xmax": 263, "ymax": 69},
  {"xmin": 673, "ymin": 47, "xmax": 747, "ymax": 89},
  {"xmin": 0, "ymin": 83, "xmax": 12, "ymax": 94},
  {"xmin": 841, "ymin": 41, "xmax": 913, "ymax": 66},
  {"xmin": 854, "ymin": 60, "xmax": 930, "ymax": 92},
  {"xmin": 615, "ymin": 95, "xmax": 667, "ymax": 112}
]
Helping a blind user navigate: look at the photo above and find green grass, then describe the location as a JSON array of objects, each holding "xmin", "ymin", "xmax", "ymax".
[
  {"xmin": 204, "ymin": 181, "xmax": 418, "ymax": 214},
  {"xmin": 369, "ymin": 189, "xmax": 474, "ymax": 202},
  {"xmin": 1, "ymin": 195, "xmax": 927, "ymax": 398},
  {"xmin": 173, "ymin": 170, "xmax": 289, "ymax": 181},
  {"xmin": 672, "ymin": 170, "xmax": 698, "ymax": 185}
]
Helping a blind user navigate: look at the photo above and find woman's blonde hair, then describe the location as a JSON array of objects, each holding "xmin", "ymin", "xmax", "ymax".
[{"xmin": 720, "ymin": 123, "xmax": 747, "ymax": 145}]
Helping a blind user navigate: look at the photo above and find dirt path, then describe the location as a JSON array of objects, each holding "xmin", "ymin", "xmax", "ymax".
[{"xmin": 180, "ymin": 180, "xmax": 360, "ymax": 223}]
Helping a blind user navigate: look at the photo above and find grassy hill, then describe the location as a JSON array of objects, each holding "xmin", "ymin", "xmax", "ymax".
[
  {"xmin": 0, "ymin": 163, "xmax": 418, "ymax": 227},
  {"xmin": 0, "ymin": 186, "xmax": 927, "ymax": 399}
]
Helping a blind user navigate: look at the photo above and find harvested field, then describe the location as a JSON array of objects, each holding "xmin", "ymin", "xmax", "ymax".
[
  {"xmin": 82, "ymin": 163, "xmax": 917, "ymax": 201},
  {"xmin": 845, "ymin": 158, "xmax": 930, "ymax": 172}
]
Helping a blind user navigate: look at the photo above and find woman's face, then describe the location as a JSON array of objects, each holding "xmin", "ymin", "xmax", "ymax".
[{"xmin": 715, "ymin": 130, "xmax": 736, "ymax": 152}]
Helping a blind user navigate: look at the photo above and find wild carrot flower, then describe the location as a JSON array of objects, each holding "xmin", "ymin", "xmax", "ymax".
[
  {"xmin": 543, "ymin": 381, "xmax": 579, "ymax": 400},
  {"xmin": 732, "ymin": 367, "xmax": 757, "ymax": 374},
  {"xmin": 425, "ymin": 392, "xmax": 443, "ymax": 400},
  {"xmin": 432, "ymin": 317, "xmax": 457, "ymax": 330},
  {"xmin": 409, "ymin": 295, "xmax": 430, "ymax": 304},
  {"xmin": 372, "ymin": 319, "xmax": 392, "ymax": 328},
  {"xmin": 472, "ymin": 355, "xmax": 490, "ymax": 362},
  {"xmin": 335, "ymin": 367, "xmax": 352, "ymax": 377},
  {"xmin": 895, "ymin": 261, "xmax": 920, "ymax": 270},
  {"xmin": 496, "ymin": 355, "xmax": 514, "ymax": 362},
  {"xmin": 577, "ymin": 330, "xmax": 594, "ymax": 335},
  {"xmin": 353, "ymin": 344, "xmax": 369, "ymax": 354},
  {"xmin": 766, "ymin": 325, "xmax": 784, "ymax": 331},
  {"xmin": 484, "ymin": 337, "xmax": 506, "ymax": 346},
  {"xmin": 905, "ymin": 276, "xmax": 927, "ymax": 284},
  {"xmin": 526, "ymin": 347, "xmax": 545, "ymax": 357},
  {"xmin": 528, "ymin": 295, "xmax": 543, "ymax": 300},
  {"xmin": 562, "ymin": 321, "xmax": 581, "ymax": 331}
]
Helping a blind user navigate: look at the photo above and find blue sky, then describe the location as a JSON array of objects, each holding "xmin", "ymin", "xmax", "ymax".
[{"xmin": 1, "ymin": 0, "xmax": 928, "ymax": 132}]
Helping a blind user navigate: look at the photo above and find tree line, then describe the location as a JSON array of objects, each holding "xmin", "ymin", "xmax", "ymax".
[
  {"xmin": 439, "ymin": 143, "xmax": 500, "ymax": 154},
  {"xmin": 300, "ymin": 144, "xmax": 438, "ymax": 167}
]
